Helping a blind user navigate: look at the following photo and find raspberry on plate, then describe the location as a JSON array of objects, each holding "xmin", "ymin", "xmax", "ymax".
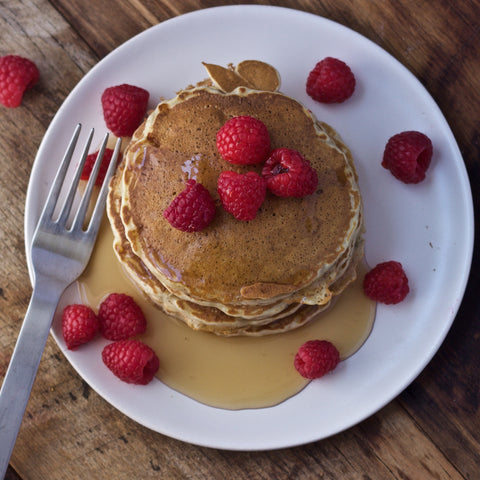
[
  {"xmin": 98, "ymin": 293, "xmax": 146, "ymax": 341},
  {"xmin": 363, "ymin": 261, "xmax": 409, "ymax": 304},
  {"xmin": 216, "ymin": 115, "xmax": 271, "ymax": 165},
  {"xmin": 80, "ymin": 148, "xmax": 117, "ymax": 186},
  {"xmin": 294, "ymin": 340, "xmax": 340, "ymax": 379},
  {"xmin": 306, "ymin": 57, "xmax": 355, "ymax": 104},
  {"xmin": 102, "ymin": 339, "xmax": 159, "ymax": 385},
  {"xmin": 101, "ymin": 83, "xmax": 149, "ymax": 137},
  {"xmin": 217, "ymin": 170, "xmax": 266, "ymax": 221},
  {"xmin": 62, "ymin": 304, "xmax": 99, "ymax": 350},
  {"xmin": 382, "ymin": 130, "xmax": 433, "ymax": 184},
  {"xmin": 262, "ymin": 148, "xmax": 318, "ymax": 197},
  {"xmin": 0, "ymin": 55, "xmax": 40, "ymax": 108},
  {"xmin": 163, "ymin": 179, "xmax": 216, "ymax": 232}
]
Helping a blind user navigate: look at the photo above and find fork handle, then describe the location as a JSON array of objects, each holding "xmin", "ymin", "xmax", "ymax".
[{"xmin": 0, "ymin": 281, "xmax": 64, "ymax": 478}]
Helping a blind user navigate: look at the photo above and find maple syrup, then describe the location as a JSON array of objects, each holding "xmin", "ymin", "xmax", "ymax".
[{"xmin": 78, "ymin": 219, "xmax": 375, "ymax": 409}]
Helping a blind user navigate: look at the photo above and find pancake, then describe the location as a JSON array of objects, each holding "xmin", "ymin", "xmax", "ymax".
[
  {"xmin": 107, "ymin": 61, "xmax": 364, "ymax": 335},
  {"xmin": 109, "ymin": 164, "xmax": 343, "ymax": 335}
]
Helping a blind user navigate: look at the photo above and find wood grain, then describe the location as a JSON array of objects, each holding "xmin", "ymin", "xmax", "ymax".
[{"xmin": 1, "ymin": 0, "xmax": 479, "ymax": 479}]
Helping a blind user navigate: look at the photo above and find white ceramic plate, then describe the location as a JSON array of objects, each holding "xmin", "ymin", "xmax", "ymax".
[{"xmin": 24, "ymin": 5, "xmax": 474, "ymax": 450}]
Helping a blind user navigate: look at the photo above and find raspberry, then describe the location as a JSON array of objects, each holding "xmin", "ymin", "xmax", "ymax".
[
  {"xmin": 163, "ymin": 179, "xmax": 216, "ymax": 232},
  {"xmin": 217, "ymin": 171, "xmax": 266, "ymax": 221},
  {"xmin": 363, "ymin": 261, "xmax": 409, "ymax": 304},
  {"xmin": 216, "ymin": 115, "xmax": 271, "ymax": 165},
  {"xmin": 0, "ymin": 55, "xmax": 39, "ymax": 108},
  {"xmin": 262, "ymin": 148, "xmax": 318, "ymax": 197},
  {"xmin": 294, "ymin": 340, "xmax": 340, "ymax": 379},
  {"xmin": 98, "ymin": 293, "xmax": 146, "ymax": 341},
  {"xmin": 382, "ymin": 131, "xmax": 433, "ymax": 184},
  {"xmin": 61, "ymin": 304, "xmax": 99, "ymax": 350},
  {"xmin": 80, "ymin": 148, "xmax": 117, "ymax": 186},
  {"xmin": 306, "ymin": 57, "xmax": 355, "ymax": 104},
  {"xmin": 102, "ymin": 339, "xmax": 159, "ymax": 385},
  {"xmin": 101, "ymin": 84, "xmax": 149, "ymax": 137}
]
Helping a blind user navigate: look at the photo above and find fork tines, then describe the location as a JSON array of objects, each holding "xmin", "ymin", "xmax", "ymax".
[{"xmin": 41, "ymin": 123, "xmax": 120, "ymax": 233}]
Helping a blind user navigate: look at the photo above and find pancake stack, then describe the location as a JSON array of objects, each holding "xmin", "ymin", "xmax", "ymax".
[{"xmin": 107, "ymin": 61, "xmax": 364, "ymax": 336}]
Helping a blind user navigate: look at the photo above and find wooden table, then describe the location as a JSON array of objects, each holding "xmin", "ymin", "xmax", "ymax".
[{"xmin": 1, "ymin": 1, "xmax": 479, "ymax": 478}]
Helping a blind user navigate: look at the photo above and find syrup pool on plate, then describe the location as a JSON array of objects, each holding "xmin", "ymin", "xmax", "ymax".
[{"xmin": 77, "ymin": 218, "xmax": 376, "ymax": 410}]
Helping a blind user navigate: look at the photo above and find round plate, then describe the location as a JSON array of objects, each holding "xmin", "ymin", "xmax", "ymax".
[{"xmin": 24, "ymin": 5, "xmax": 473, "ymax": 450}]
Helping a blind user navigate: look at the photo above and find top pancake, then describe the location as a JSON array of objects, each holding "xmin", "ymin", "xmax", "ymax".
[{"xmin": 116, "ymin": 84, "xmax": 362, "ymax": 308}]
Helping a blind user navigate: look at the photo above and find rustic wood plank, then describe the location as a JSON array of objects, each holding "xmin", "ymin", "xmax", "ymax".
[
  {"xmin": 4, "ymin": 468, "xmax": 21, "ymax": 480},
  {"xmin": 399, "ymin": 284, "xmax": 480, "ymax": 479},
  {"xmin": 0, "ymin": 1, "xmax": 103, "ymax": 479}
]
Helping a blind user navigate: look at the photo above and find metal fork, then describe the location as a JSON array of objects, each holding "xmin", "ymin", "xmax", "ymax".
[{"xmin": 0, "ymin": 124, "xmax": 120, "ymax": 477}]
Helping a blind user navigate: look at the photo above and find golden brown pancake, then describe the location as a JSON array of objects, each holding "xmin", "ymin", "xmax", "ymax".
[
  {"xmin": 106, "ymin": 61, "xmax": 364, "ymax": 335},
  {"xmin": 108, "ymin": 164, "xmax": 342, "ymax": 335}
]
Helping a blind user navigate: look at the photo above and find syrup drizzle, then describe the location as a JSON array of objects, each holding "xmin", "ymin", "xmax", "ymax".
[{"xmin": 78, "ymin": 219, "xmax": 376, "ymax": 410}]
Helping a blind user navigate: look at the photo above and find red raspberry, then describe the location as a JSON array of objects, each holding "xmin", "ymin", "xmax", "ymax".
[
  {"xmin": 363, "ymin": 261, "xmax": 409, "ymax": 304},
  {"xmin": 102, "ymin": 339, "xmax": 159, "ymax": 385},
  {"xmin": 80, "ymin": 148, "xmax": 117, "ymax": 186},
  {"xmin": 216, "ymin": 115, "xmax": 271, "ymax": 165},
  {"xmin": 163, "ymin": 179, "xmax": 216, "ymax": 232},
  {"xmin": 101, "ymin": 84, "xmax": 149, "ymax": 137},
  {"xmin": 306, "ymin": 57, "xmax": 355, "ymax": 104},
  {"xmin": 382, "ymin": 131, "xmax": 433, "ymax": 184},
  {"xmin": 98, "ymin": 293, "xmax": 146, "ymax": 341},
  {"xmin": 217, "ymin": 171, "xmax": 266, "ymax": 221},
  {"xmin": 262, "ymin": 148, "xmax": 318, "ymax": 197},
  {"xmin": 61, "ymin": 304, "xmax": 99, "ymax": 350},
  {"xmin": 294, "ymin": 340, "xmax": 340, "ymax": 379},
  {"xmin": 0, "ymin": 55, "xmax": 39, "ymax": 108}
]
